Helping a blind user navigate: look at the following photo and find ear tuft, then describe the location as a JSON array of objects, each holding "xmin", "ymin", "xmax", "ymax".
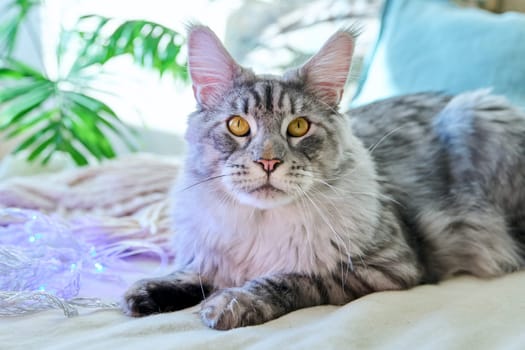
[
  {"xmin": 187, "ymin": 25, "xmax": 239, "ymax": 108},
  {"xmin": 299, "ymin": 30, "xmax": 356, "ymax": 107}
]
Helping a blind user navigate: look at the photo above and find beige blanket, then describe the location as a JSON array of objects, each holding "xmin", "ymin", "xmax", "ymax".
[{"xmin": 1, "ymin": 154, "xmax": 524, "ymax": 349}]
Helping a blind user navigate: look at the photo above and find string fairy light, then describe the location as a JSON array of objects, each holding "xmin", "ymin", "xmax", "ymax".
[{"xmin": 0, "ymin": 208, "xmax": 171, "ymax": 317}]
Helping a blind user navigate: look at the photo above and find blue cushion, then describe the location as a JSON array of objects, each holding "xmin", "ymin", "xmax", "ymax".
[{"xmin": 351, "ymin": 0, "xmax": 525, "ymax": 109}]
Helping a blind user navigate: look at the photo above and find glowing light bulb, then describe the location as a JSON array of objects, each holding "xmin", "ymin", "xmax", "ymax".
[
  {"xmin": 94, "ymin": 263, "xmax": 104, "ymax": 272},
  {"xmin": 89, "ymin": 246, "xmax": 97, "ymax": 257}
]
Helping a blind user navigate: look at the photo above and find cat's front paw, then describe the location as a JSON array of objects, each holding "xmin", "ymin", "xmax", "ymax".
[
  {"xmin": 200, "ymin": 288, "xmax": 274, "ymax": 330},
  {"xmin": 123, "ymin": 278, "xmax": 206, "ymax": 317}
]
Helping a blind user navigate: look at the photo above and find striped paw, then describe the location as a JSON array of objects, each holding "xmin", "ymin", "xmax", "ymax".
[{"xmin": 200, "ymin": 288, "xmax": 274, "ymax": 330}]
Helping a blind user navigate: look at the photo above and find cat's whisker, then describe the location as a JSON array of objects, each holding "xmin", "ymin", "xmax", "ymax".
[
  {"xmin": 216, "ymin": 191, "xmax": 236, "ymax": 215},
  {"xmin": 346, "ymin": 190, "xmax": 404, "ymax": 208},
  {"xmin": 299, "ymin": 188, "xmax": 331, "ymax": 272},
  {"xmin": 366, "ymin": 125, "xmax": 407, "ymax": 156},
  {"xmin": 295, "ymin": 192, "xmax": 317, "ymax": 270},
  {"xmin": 307, "ymin": 186, "xmax": 394, "ymax": 273},
  {"xmin": 297, "ymin": 186, "xmax": 353, "ymax": 279},
  {"xmin": 303, "ymin": 186, "xmax": 371, "ymax": 278},
  {"xmin": 303, "ymin": 193, "xmax": 352, "ymax": 292},
  {"xmin": 311, "ymin": 178, "xmax": 345, "ymax": 197},
  {"xmin": 301, "ymin": 172, "xmax": 377, "ymax": 199},
  {"xmin": 179, "ymin": 174, "xmax": 233, "ymax": 192},
  {"xmin": 305, "ymin": 174, "xmax": 406, "ymax": 209},
  {"xmin": 317, "ymin": 99, "xmax": 346, "ymax": 118},
  {"xmin": 306, "ymin": 188, "xmax": 346, "ymax": 217},
  {"xmin": 306, "ymin": 169, "xmax": 356, "ymax": 184}
]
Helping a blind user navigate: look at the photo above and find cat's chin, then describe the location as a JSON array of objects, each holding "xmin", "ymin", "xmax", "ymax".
[{"xmin": 235, "ymin": 187, "xmax": 295, "ymax": 209}]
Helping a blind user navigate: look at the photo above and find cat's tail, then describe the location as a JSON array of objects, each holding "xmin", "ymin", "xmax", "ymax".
[{"xmin": 433, "ymin": 88, "xmax": 525, "ymax": 198}]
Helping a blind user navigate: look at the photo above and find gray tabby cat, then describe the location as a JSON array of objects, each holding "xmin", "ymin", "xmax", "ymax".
[{"xmin": 123, "ymin": 25, "xmax": 525, "ymax": 329}]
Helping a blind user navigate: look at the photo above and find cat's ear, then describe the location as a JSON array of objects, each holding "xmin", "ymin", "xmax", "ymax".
[
  {"xmin": 295, "ymin": 30, "xmax": 356, "ymax": 107},
  {"xmin": 187, "ymin": 25, "xmax": 240, "ymax": 108}
]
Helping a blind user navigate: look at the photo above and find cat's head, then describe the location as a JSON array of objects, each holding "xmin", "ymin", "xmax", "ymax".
[{"xmin": 184, "ymin": 25, "xmax": 356, "ymax": 209}]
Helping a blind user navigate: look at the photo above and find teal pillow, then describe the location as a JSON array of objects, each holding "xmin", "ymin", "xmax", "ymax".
[{"xmin": 351, "ymin": 0, "xmax": 525, "ymax": 109}]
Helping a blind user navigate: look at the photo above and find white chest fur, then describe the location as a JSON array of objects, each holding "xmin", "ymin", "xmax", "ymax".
[{"xmin": 170, "ymin": 169, "xmax": 380, "ymax": 288}]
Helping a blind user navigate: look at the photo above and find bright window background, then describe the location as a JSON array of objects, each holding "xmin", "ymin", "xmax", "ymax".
[{"xmin": 40, "ymin": 0, "xmax": 242, "ymax": 138}]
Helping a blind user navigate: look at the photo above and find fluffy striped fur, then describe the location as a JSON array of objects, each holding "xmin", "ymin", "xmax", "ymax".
[{"xmin": 123, "ymin": 25, "xmax": 525, "ymax": 329}]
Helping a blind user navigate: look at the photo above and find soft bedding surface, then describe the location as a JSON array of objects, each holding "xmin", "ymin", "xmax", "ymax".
[
  {"xmin": 2, "ymin": 271, "xmax": 525, "ymax": 350},
  {"xmin": 0, "ymin": 154, "xmax": 524, "ymax": 350}
]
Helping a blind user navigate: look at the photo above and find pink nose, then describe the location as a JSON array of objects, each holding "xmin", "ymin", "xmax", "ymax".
[{"xmin": 255, "ymin": 158, "xmax": 282, "ymax": 173}]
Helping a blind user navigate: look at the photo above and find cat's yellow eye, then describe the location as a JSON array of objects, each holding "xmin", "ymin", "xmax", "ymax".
[
  {"xmin": 287, "ymin": 117, "xmax": 310, "ymax": 137},
  {"xmin": 227, "ymin": 115, "xmax": 250, "ymax": 137}
]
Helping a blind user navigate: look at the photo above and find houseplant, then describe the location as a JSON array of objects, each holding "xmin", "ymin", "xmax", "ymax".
[{"xmin": 0, "ymin": 0, "xmax": 188, "ymax": 165}]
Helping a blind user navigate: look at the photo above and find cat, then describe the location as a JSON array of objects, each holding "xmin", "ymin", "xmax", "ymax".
[{"xmin": 122, "ymin": 24, "xmax": 525, "ymax": 330}]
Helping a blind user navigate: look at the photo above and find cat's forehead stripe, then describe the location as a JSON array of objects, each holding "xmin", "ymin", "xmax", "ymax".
[
  {"xmin": 265, "ymin": 84, "xmax": 273, "ymax": 112},
  {"xmin": 277, "ymin": 88, "xmax": 286, "ymax": 111},
  {"xmin": 242, "ymin": 98, "xmax": 249, "ymax": 115},
  {"xmin": 249, "ymin": 86, "xmax": 261, "ymax": 110},
  {"xmin": 239, "ymin": 80, "xmax": 301, "ymax": 116},
  {"xmin": 289, "ymin": 94, "xmax": 296, "ymax": 115}
]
